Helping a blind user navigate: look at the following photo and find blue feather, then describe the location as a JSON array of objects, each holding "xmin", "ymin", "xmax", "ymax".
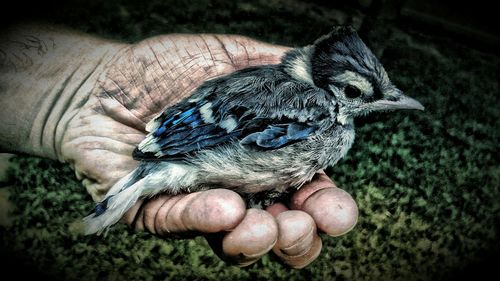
[
  {"xmin": 287, "ymin": 124, "xmax": 316, "ymax": 140},
  {"xmin": 165, "ymin": 131, "xmax": 241, "ymax": 155},
  {"xmin": 182, "ymin": 113, "xmax": 199, "ymax": 125},
  {"xmin": 162, "ymin": 115, "xmax": 175, "ymax": 126},
  {"xmin": 160, "ymin": 127, "xmax": 227, "ymax": 152},
  {"xmin": 173, "ymin": 107, "xmax": 197, "ymax": 125},
  {"xmin": 240, "ymin": 123, "xmax": 315, "ymax": 149},
  {"xmin": 139, "ymin": 98, "xmax": 318, "ymax": 158},
  {"xmin": 92, "ymin": 195, "xmax": 113, "ymax": 217},
  {"xmin": 188, "ymin": 120, "xmax": 201, "ymax": 128},
  {"xmin": 256, "ymin": 135, "xmax": 289, "ymax": 148},
  {"xmin": 153, "ymin": 115, "xmax": 176, "ymax": 137},
  {"xmin": 158, "ymin": 130, "xmax": 193, "ymax": 146},
  {"xmin": 154, "ymin": 126, "xmax": 167, "ymax": 136}
]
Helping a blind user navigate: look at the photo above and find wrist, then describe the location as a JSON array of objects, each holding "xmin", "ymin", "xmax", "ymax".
[{"xmin": 0, "ymin": 24, "xmax": 128, "ymax": 160}]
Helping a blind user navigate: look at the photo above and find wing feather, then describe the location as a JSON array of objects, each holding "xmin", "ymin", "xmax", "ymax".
[{"xmin": 134, "ymin": 66, "xmax": 329, "ymax": 160}]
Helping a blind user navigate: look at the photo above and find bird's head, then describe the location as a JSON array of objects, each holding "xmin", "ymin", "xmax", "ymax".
[{"xmin": 285, "ymin": 26, "xmax": 424, "ymax": 121}]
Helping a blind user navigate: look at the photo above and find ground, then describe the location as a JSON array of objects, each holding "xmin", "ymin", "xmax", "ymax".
[{"xmin": 1, "ymin": 1, "xmax": 499, "ymax": 280}]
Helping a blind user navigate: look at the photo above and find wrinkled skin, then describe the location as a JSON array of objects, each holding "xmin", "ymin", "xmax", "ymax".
[{"xmin": 1, "ymin": 30, "xmax": 358, "ymax": 267}]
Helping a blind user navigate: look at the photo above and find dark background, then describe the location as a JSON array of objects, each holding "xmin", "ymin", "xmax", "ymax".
[{"xmin": 1, "ymin": 0, "xmax": 499, "ymax": 280}]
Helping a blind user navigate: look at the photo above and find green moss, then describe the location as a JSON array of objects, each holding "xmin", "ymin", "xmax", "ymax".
[{"xmin": 2, "ymin": 1, "xmax": 499, "ymax": 280}]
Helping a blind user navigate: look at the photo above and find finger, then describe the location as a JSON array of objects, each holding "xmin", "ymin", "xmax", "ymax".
[
  {"xmin": 133, "ymin": 34, "xmax": 290, "ymax": 118},
  {"xmin": 291, "ymin": 171, "xmax": 358, "ymax": 237},
  {"xmin": 268, "ymin": 208, "xmax": 322, "ymax": 269},
  {"xmin": 206, "ymin": 209, "xmax": 278, "ymax": 267},
  {"xmin": 146, "ymin": 194, "xmax": 183, "ymax": 234},
  {"xmin": 265, "ymin": 202, "xmax": 288, "ymax": 217},
  {"xmin": 210, "ymin": 35, "xmax": 290, "ymax": 68},
  {"xmin": 123, "ymin": 189, "xmax": 246, "ymax": 235},
  {"xmin": 289, "ymin": 171, "xmax": 337, "ymax": 210},
  {"xmin": 302, "ymin": 187, "xmax": 358, "ymax": 236},
  {"xmin": 122, "ymin": 198, "xmax": 146, "ymax": 230}
]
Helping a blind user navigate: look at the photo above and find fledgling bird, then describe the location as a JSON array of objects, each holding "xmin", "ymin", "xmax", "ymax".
[{"xmin": 82, "ymin": 26, "xmax": 424, "ymax": 235}]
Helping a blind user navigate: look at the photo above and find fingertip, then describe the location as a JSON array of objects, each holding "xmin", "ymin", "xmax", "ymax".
[
  {"xmin": 282, "ymin": 234, "xmax": 323, "ymax": 269},
  {"xmin": 221, "ymin": 209, "xmax": 278, "ymax": 266},
  {"xmin": 183, "ymin": 189, "xmax": 246, "ymax": 233},
  {"xmin": 274, "ymin": 233, "xmax": 322, "ymax": 269},
  {"xmin": 290, "ymin": 171, "xmax": 337, "ymax": 210},
  {"xmin": 272, "ymin": 210, "xmax": 322, "ymax": 268},
  {"xmin": 274, "ymin": 210, "xmax": 316, "ymax": 256},
  {"xmin": 301, "ymin": 188, "xmax": 358, "ymax": 237}
]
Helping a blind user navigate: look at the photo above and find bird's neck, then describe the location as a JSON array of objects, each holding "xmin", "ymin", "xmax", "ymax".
[
  {"xmin": 282, "ymin": 46, "xmax": 314, "ymax": 85},
  {"xmin": 336, "ymin": 107, "xmax": 354, "ymax": 126}
]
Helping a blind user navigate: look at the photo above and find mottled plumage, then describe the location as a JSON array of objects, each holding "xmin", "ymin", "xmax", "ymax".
[{"xmin": 82, "ymin": 26, "xmax": 424, "ymax": 235}]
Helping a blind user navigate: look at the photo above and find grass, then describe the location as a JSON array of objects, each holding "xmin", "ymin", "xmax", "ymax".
[{"xmin": 1, "ymin": 1, "xmax": 499, "ymax": 280}]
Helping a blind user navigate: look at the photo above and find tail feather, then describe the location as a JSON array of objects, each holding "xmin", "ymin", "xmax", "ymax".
[
  {"xmin": 105, "ymin": 167, "xmax": 142, "ymax": 197},
  {"xmin": 81, "ymin": 162, "xmax": 196, "ymax": 235},
  {"xmin": 83, "ymin": 178, "xmax": 147, "ymax": 235},
  {"xmin": 82, "ymin": 168, "xmax": 145, "ymax": 235}
]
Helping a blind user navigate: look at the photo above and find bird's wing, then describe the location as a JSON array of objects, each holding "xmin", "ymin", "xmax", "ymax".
[
  {"xmin": 133, "ymin": 66, "xmax": 332, "ymax": 160},
  {"xmin": 133, "ymin": 99, "xmax": 319, "ymax": 160}
]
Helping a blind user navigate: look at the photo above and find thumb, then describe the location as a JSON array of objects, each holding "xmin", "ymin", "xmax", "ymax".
[{"xmin": 210, "ymin": 34, "xmax": 290, "ymax": 69}]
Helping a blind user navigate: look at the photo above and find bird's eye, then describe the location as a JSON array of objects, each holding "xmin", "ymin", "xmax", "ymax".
[{"xmin": 344, "ymin": 85, "xmax": 362, "ymax": 99}]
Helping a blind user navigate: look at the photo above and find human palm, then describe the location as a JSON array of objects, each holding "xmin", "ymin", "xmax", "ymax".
[{"xmin": 60, "ymin": 34, "xmax": 358, "ymax": 267}]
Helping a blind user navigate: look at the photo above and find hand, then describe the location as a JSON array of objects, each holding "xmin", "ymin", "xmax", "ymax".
[{"xmin": 2, "ymin": 30, "xmax": 358, "ymax": 267}]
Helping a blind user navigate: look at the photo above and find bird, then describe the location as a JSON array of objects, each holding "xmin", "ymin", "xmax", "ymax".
[{"xmin": 82, "ymin": 26, "xmax": 424, "ymax": 235}]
